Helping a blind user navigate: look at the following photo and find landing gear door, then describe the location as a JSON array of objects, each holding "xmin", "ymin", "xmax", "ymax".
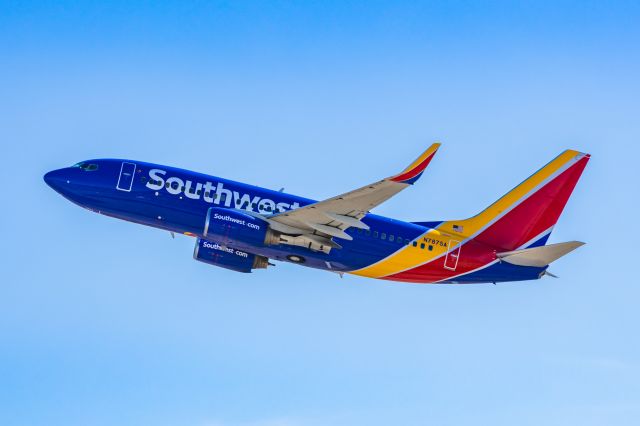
[
  {"xmin": 116, "ymin": 162, "xmax": 137, "ymax": 192},
  {"xmin": 444, "ymin": 239, "xmax": 461, "ymax": 271}
]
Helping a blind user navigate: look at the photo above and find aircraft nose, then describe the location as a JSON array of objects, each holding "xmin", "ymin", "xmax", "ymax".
[{"xmin": 43, "ymin": 169, "xmax": 68, "ymax": 193}]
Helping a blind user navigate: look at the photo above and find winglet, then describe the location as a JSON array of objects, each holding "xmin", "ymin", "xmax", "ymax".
[{"xmin": 390, "ymin": 143, "xmax": 441, "ymax": 185}]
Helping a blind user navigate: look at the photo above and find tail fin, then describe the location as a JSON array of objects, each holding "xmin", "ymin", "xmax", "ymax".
[{"xmin": 439, "ymin": 150, "xmax": 590, "ymax": 251}]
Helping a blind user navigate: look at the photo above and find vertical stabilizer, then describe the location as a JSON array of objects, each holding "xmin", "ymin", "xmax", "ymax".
[{"xmin": 439, "ymin": 150, "xmax": 590, "ymax": 251}]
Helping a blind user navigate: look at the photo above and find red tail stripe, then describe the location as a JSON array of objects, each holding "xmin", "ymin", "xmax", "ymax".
[
  {"xmin": 391, "ymin": 152, "xmax": 437, "ymax": 183},
  {"xmin": 473, "ymin": 155, "xmax": 589, "ymax": 251}
]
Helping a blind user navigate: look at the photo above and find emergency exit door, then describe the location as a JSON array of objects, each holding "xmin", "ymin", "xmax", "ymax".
[{"xmin": 444, "ymin": 239, "xmax": 461, "ymax": 271}]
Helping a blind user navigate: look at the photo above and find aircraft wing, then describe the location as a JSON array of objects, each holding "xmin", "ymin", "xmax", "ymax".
[{"xmin": 267, "ymin": 143, "xmax": 440, "ymax": 242}]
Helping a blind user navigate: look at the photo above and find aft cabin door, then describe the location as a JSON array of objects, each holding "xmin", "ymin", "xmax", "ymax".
[
  {"xmin": 116, "ymin": 162, "xmax": 136, "ymax": 192},
  {"xmin": 444, "ymin": 239, "xmax": 461, "ymax": 271}
]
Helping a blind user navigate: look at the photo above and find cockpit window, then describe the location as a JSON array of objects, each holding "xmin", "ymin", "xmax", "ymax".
[{"xmin": 72, "ymin": 162, "xmax": 99, "ymax": 171}]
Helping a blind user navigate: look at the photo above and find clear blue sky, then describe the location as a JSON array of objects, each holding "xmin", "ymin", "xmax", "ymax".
[{"xmin": 1, "ymin": 1, "xmax": 639, "ymax": 425}]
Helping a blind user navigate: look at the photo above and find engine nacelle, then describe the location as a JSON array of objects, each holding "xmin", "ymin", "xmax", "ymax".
[
  {"xmin": 194, "ymin": 238, "xmax": 270, "ymax": 273},
  {"xmin": 203, "ymin": 207, "xmax": 280, "ymax": 247}
]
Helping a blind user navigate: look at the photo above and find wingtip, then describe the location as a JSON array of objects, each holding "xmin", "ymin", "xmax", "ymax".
[
  {"xmin": 390, "ymin": 142, "xmax": 441, "ymax": 184},
  {"xmin": 422, "ymin": 142, "xmax": 441, "ymax": 157}
]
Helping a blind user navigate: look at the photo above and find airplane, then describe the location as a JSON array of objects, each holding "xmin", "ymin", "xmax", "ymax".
[{"xmin": 43, "ymin": 144, "xmax": 589, "ymax": 284}]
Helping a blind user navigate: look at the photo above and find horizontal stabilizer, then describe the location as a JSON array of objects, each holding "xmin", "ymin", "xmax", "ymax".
[{"xmin": 497, "ymin": 241, "xmax": 585, "ymax": 267}]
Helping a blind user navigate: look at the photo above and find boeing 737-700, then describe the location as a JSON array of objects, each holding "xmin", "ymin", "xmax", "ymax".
[{"xmin": 44, "ymin": 144, "xmax": 589, "ymax": 284}]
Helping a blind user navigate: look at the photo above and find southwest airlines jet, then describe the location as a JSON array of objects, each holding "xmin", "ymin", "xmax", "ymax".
[{"xmin": 44, "ymin": 144, "xmax": 589, "ymax": 284}]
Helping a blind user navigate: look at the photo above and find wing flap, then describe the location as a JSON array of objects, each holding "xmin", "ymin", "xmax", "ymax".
[
  {"xmin": 323, "ymin": 212, "xmax": 370, "ymax": 229},
  {"xmin": 305, "ymin": 222, "xmax": 353, "ymax": 240}
]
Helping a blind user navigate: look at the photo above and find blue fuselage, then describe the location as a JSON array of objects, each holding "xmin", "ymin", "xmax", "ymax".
[
  {"xmin": 44, "ymin": 159, "xmax": 432, "ymax": 272},
  {"xmin": 44, "ymin": 158, "xmax": 545, "ymax": 283}
]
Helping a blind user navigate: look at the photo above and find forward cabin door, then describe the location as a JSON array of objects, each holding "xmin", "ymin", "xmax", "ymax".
[{"xmin": 116, "ymin": 162, "xmax": 137, "ymax": 192}]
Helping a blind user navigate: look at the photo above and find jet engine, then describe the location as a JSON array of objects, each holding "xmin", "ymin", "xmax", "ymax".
[
  {"xmin": 203, "ymin": 207, "xmax": 338, "ymax": 254},
  {"xmin": 203, "ymin": 207, "xmax": 280, "ymax": 246},
  {"xmin": 194, "ymin": 238, "xmax": 270, "ymax": 273}
]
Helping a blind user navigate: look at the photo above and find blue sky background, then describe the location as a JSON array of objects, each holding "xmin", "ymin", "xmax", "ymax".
[{"xmin": 1, "ymin": 1, "xmax": 639, "ymax": 425}]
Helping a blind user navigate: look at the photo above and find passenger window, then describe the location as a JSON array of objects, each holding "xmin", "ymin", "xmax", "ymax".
[
  {"xmin": 389, "ymin": 235, "xmax": 394, "ymax": 242},
  {"xmin": 381, "ymin": 233, "xmax": 386, "ymax": 240},
  {"xmin": 412, "ymin": 241, "xmax": 418, "ymax": 247},
  {"xmin": 373, "ymin": 231, "xmax": 379, "ymax": 238},
  {"xmin": 428, "ymin": 245, "xmax": 433, "ymax": 251},
  {"xmin": 420, "ymin": 243, "xmax": 425, "ymax": 249}
]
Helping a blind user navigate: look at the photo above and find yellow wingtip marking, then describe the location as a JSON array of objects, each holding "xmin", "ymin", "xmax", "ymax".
[{"xmin": 401, "ymin": 142, "xmax": 441, "ymax": 174}]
